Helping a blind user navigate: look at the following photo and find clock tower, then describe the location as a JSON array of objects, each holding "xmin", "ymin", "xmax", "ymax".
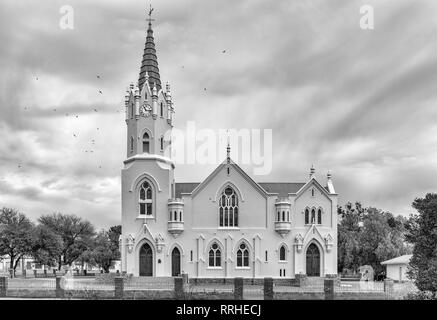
[{"xmin": 121, "ymin": 11, "xmax": 176, "ymax": 275}]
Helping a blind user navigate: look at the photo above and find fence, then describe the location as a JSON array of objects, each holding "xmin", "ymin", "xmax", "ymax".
[
  {"xmin": 0, "ymin": 275, "xmax": 417, "ymax": 300},
  {"xmin": 0, "ymin": 268, "xmax": 106, "ymax": 279}
]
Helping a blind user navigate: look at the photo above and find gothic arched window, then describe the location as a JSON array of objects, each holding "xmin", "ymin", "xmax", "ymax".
[
  {"xmin": 279, "ymin": 245, "xmax": 286, "ymax": 261},
  {"xmin": 219, "ymin": 187, "xmax": 239, "ymax": 227},
  {"xmin": 317, "ymin": 209, "xmax": 322, "ymax": 224},
  {"xmin": 160, "ymin": 102, "xmax": 164, "ymax": 117},
  {"xmin": 139, "ymin": 181, "xmax": 153, "ymax": 215},
  {"xmin": 311, "ymin": 209, "xmax": 316, "ymax": 224},
  {"xmin": 142, "ymin": 132, "xmax": 150, "ymax": 153},
  {"xmin": 208, "ymin": 243, "xmax": 221, "ymax": 267},
  {"xmin": 305, "ymin": 208, "xmax": 310, "ymax": 224},
  {"xmin": 237, "ymin": 243, "xmax": 249, "ymax": 267}
]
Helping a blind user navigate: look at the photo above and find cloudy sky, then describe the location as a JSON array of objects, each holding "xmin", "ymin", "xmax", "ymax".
[{"xmin": 1, "ymin": 0, "xmax": 437, "ymax": 229}]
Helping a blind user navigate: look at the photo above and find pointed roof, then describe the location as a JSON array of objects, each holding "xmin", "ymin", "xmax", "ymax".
[
  {"xmin": 138, "ymin": 20, "xmax": 161, "ymax": 92},
  {"xmin": 381, "ymin": 255, "xmax": 412, "ymax": 265}
]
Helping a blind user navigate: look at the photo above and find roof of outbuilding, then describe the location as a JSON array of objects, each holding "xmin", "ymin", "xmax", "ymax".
[{"xmin": 381, "ymin": 255, "xmax": 412, "ymax": 265}]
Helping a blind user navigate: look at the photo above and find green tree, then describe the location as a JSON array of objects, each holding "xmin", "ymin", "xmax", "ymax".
[
  {"xmin": 108, "ymin": 225, "xmax": 121, "ymax": 259},
  {"xmin": 0, "ymin": 208, "xmax": 34, "ymax": 271},
  {"xmin": 30, "ymin": 225, "xmax": 63, "ymax": 267},
  {"xmin": 38, "ymin": 213, "xmax": 95, "ymax": 268},
  {"xmin": 405, "ymin": 193, "xmax": 437, "ymax": 296},
  {"xmin": 85, "ymin": 226, "xmax": 121, "ymax": 273},
  {"xmin": 337, "ymin": 202, "xmax": 363, "ymax": 273},
  {"xmin": 337, "ymin": 203, "xmax": 411, "ymax": 276}
]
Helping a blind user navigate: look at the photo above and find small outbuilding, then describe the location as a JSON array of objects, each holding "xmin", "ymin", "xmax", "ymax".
[{"xmin": 381, "ymin": 254, "xmax": 412, "ymax": 282}]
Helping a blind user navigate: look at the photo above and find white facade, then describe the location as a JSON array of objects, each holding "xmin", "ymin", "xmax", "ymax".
[{"xmin": 120, "ymin": 18, "xmax": 338, "ymax": 279}]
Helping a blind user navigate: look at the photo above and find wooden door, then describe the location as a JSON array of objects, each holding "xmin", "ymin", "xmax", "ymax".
[
  {"xmin": 172, "ymin": 247, "xmax": 181, "ymax": 276},
  {"xmin": 139, "ymin": 243, "xmax": 153, "ymax": 276},
  {"xmin": 306, "ymin": 243, "xmax": 320, "ymax": 276}
]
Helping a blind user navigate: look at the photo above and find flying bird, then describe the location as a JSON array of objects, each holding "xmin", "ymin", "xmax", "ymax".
[
  {"xmin": 222, "ymin": 50, "xmax": 226, "ymax": 53},
  {"xmin": 73, "ymin": 134, "xmax": 77, "ymax": 137},
  {"xmin": 99, "ymin": 90, "xmax": 103, "ymax": 94},
  {"xmin": 204, "ymin": 88, "xmax": 207, "ymax": 91},
  {"xmin": 96, "ymin": 75, "xmax": 100, "ymax": 79},
  {"xmin": 94, "ymin": 109, "xmax": 98, "ymax": 112}
]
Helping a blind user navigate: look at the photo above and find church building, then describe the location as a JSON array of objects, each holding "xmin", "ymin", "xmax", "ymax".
[{"xmin": 120, "ymin": 12, "xmax": 338, "ymax": 279}]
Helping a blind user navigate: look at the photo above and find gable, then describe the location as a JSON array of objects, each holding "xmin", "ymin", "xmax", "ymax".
[
  {"xmin": 190, "ymin": 160, "xmax": 268, "ymax": 199},
  {"xmin": 295, "ymin": 178, "xmax": 333, "ymax": 203}
]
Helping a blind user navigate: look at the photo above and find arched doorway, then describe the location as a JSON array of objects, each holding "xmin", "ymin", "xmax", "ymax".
[
  {"xmin": 171, "ymin": 247, "xmax": 181, "ymax": 276},
  {"xmin": 306, "ymin": 243, "xmax": 320, "ymax": 276},
  {"xmin": 139, "ymin": 243, "xmax": 153, "ymax": 276}
]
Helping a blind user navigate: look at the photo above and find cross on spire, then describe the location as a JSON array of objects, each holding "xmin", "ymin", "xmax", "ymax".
[
  {"xmin": 146, "ymin": 4, "xmax": 155, "ymax": 25},
  {"xmin": 226, "ymin": 130, "xmax": 231, "ymax": 164}
]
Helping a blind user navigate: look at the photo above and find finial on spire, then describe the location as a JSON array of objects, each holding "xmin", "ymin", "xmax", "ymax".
[
  {"xmin": 309, "ymin": 164, "xmax": 315, "ymax": 179},
  {"xmin": 226, "ymin": 130, "xmax": 231, "ymax": 164},
  {"xmin": 146, "ymin": 4, "xmax": 155, "ymax": 27}
]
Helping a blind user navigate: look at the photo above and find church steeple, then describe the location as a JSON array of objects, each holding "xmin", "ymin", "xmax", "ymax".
[{"xmin": 138, "ymin": 5, "xmax": 161, "ymax": 92}]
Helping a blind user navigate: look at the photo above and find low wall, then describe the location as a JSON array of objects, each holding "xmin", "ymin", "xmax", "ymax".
[
  {"xmin": 334, "ymin": 292, "xmax": 387, "ymax": 300},
  {"xmin": 6, "ymin": 289, "xmax": 57, "ymax": 298},
  {"xmin": 274, "ymin": 292, "xmax": 387, "ymax": 300},
  {"xmin": 189, "ymin": 278, "xmax": 296, "ymax": 286},
  {"xmin": 275, "ymin": 292, "xmax": 325, "ymax": 300},
  {"xmin": 95, "ymin": 273, "xmax": 132, "ymax": 283}
]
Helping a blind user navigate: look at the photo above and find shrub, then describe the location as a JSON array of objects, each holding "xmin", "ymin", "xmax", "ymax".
[{"xmin": 405, "ymin": 291, "xmax": 437, "ymax": 300}]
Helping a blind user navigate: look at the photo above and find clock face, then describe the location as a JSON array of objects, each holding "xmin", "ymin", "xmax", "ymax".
[{"xmin": 140, "ymin": 103, "xmax": 152, "ymax": 117}]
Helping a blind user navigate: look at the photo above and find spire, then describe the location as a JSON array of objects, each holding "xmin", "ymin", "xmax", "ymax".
[
  {"xmin": 326, "ymin": 170, "xmax": 336, "ymax": 194},
  {"xmin": 138, "ymin": 5, "xmax": 161, "ymax": 92}
]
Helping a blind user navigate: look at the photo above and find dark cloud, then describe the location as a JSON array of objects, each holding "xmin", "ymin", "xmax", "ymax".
[{"xmin": 1, "ymin": 0, "xmax": 437, "ymax": 227}]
